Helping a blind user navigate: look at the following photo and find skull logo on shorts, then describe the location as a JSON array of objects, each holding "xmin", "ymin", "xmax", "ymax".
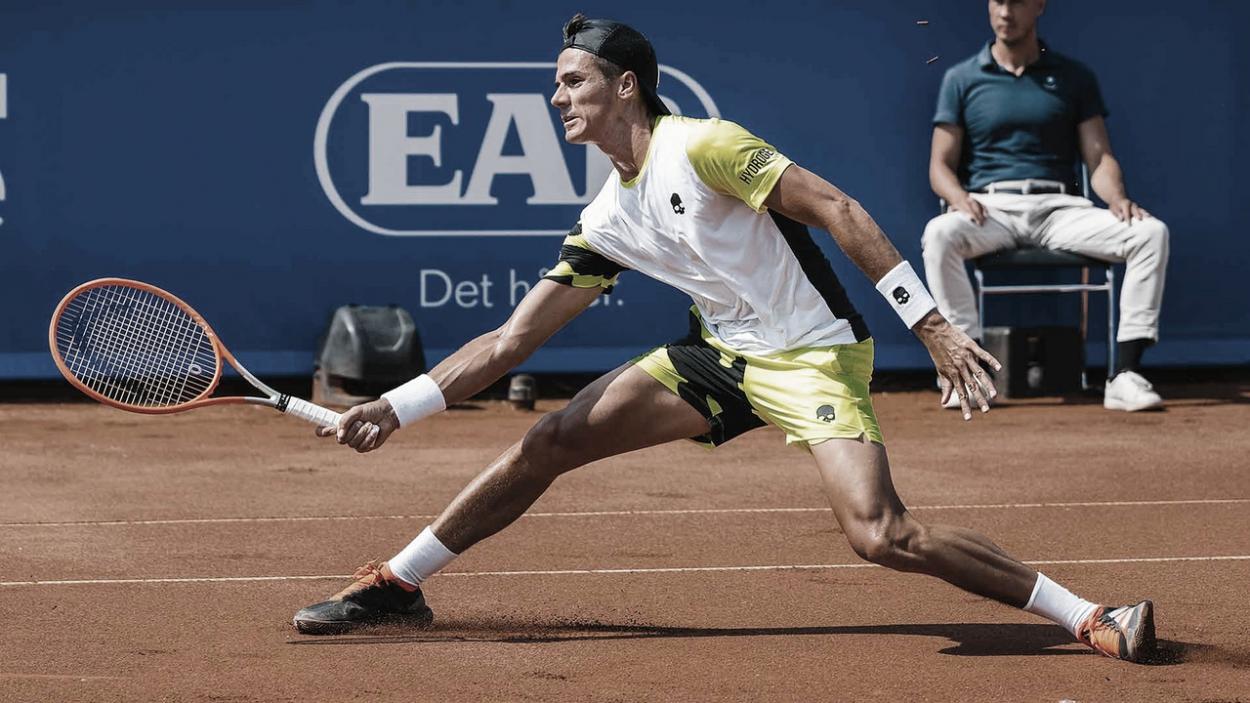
[{"xmin": 816, "ymin": 404, "xmax": 836, "ymax": 423}]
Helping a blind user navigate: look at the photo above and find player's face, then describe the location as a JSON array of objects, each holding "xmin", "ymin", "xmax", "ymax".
[
  {"xmin": 551, "ymin": 49, "xmax": 619, "ymax": 144},
  {"xmin": 987, "ymin": 0, "xmax": 1045, "ymax": 44}
]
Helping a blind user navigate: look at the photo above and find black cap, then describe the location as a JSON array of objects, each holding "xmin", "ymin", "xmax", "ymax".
[{"xmin": 561, "ymin": 17, "xmax": 670, "ymax": 116}]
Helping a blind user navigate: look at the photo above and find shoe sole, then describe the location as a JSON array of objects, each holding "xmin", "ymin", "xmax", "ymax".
[
  {"xmin": 1124, "ymin": 600, "xmax": 1157, "ymax": 663},
  {"xmin": 293, "ymin": 607, "xmax": 434, "ymax": 635},
  {"xmin": 1104, "ymin": 397, "xmax": 1163, "ymax": 412}
]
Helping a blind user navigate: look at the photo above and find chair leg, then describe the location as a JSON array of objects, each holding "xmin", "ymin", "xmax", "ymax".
[
  {"xmin": 1106, "ymin": 265, "xmax": 1117, "ymax": 383},
  {"xmin": 974, "ymin": 268, "xmax": 985, "ymax": 338},
  {"xmin": 1080, "ymin": 267, "xmax": 1090, "ymax": 390}
]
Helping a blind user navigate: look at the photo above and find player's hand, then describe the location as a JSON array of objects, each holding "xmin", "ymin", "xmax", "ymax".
[
  {"xmin": 1109, "ymin": 198, "xmax": 1150, "ymax": 222},
  {"xmin": 315, "ymin": 398, "xmax": 401, "ymax": 453},
  {"xmin": 913, "ymin": 310, "xmax": 1001, "ymax": 421},
  {"xmin": 951, "ymin": 194, "xmax": 988, "ymax": 226}
]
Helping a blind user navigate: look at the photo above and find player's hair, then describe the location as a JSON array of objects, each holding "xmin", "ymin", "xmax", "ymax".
[{"xmin": 562, "ymin": 13, "xmax": 623, "ymax": 82}]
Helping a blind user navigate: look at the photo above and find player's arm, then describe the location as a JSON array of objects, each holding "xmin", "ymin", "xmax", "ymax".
[
  {"xmin": 930, "ymin": 124, "xmax": 986, "ymax": 225},
  {"xmin": 1077, "ymin": 116, "xmax": 1149, "ymax": 222},
  {"xmin": 763, "ymin": 165, "xmax": 1000, "ymax": 419},
  {"xmin": 428, "ymin": 280, "xmax": 601, "ymax": 402},
  {"xmin": 323, "ymin": 281, "xmax": 601, "ymax": 452}
]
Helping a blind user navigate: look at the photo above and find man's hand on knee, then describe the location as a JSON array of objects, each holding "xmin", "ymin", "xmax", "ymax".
[
  {"xmin": 1109, "ymin": 197, "xmax": 1151, "ymax": 223},
  {"xmin": 950, "ymin": 194, "xmax": 988, "ymax": 226}
]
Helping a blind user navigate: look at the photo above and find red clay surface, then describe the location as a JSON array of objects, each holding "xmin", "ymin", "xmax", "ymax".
[{"xmin": 3, "ymin": 381, "xmax": 1250, "ymax": 702}]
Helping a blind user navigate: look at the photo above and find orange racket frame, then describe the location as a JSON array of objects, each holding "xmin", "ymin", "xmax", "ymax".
[{"xmin": 49, "ymin": 278, "xmax": 340, "ymax": 427}]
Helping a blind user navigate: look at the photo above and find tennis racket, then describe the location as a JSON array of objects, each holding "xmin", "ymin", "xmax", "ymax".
[{"xmin": 49, "ymin": 277, "xmax": 341, "ymax": 428}]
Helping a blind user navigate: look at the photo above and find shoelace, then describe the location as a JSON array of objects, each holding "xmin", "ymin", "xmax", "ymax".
[
  {"xmin": 350, "ymin": 560, "xmax": 387, "ymax": 585},
  {"xmin": 1080, "ymin": 608, "xmax": 1124, "ymax": 657},
  {"xmin": 330, "ymin": 560, "xmax": 389, "ymax": 600}
]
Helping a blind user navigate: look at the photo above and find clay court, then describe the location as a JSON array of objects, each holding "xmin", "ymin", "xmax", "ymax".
[{"xmin": 3, "ymin": 378, "xmax": 1248, "ymax": 702}]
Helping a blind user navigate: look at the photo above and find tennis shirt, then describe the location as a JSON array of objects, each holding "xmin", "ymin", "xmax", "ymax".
[
  {"xmin": 544, "ymin": 115, "xmax": 869, "ymax": 355},
  {"xmin": 934, "ymin": 41, "xmax": 1108, "ymax": 191}
]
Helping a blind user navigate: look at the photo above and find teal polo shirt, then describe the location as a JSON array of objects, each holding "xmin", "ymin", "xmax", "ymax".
[{"xmin": 934, "ymin": 41, "xmax": 1108, "ymax": 191}]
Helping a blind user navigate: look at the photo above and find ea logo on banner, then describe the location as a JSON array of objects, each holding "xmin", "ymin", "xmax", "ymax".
[{"xmin": 315, "ymin": 62, "xmax": 719, "ymax": 237}]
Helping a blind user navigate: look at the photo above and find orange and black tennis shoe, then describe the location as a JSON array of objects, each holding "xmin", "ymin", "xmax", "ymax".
[
  {"xmin": 292, "ymin": 561, "xmax": 433, "ymax": 634},
  {"xmin": 1077, "ymin": 600, "xmax": 1157, "ymax": 662}
]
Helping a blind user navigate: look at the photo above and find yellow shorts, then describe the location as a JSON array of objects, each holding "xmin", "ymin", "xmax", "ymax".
[{"xmin": 633, "ymin": 309, "xmax": 883, "ymax": 449}]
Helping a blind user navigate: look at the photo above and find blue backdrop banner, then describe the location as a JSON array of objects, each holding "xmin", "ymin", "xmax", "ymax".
[{"xmin": 2, "ymin": 1, "xmax": 1246, "ymax": 379}]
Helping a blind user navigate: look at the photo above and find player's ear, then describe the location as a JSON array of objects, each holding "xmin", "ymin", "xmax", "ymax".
[{"xmin": 618, "ymin": 70, "xmax": 638, "ymax": 101}]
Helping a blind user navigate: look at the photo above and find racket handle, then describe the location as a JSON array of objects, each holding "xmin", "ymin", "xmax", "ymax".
[{"xmin": 281, "ymin": 396, "xmax": 342, "ymax": 428}]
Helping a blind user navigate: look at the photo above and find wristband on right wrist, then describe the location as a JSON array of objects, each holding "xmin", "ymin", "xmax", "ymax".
[{"xmin": 381, "ymin": 374, "xmax": 447, "ymax": 427}]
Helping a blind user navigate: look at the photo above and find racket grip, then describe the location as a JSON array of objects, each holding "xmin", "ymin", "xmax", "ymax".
[{"xmin": 282, "ymin": 396, "xmax": 342, "ymax": 428}]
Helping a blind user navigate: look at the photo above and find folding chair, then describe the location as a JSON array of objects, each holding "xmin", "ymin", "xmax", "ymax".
[{"xmin": 969, "ymin": 165, "xmax": 1116, "ymax": 388}]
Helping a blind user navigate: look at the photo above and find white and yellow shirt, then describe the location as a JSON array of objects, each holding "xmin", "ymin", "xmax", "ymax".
[{"xmin": 544, "ymin": 115, "xmax": 868, "ymax": 354}]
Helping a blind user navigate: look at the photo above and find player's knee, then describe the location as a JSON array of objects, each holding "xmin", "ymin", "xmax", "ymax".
[
  {"xmin": 845, "ymin": 515, "xmax": 926, "ymax": 569},
  {"xmin": 519, "ymin": 410, "xmax": 587, "ymax": 474}
]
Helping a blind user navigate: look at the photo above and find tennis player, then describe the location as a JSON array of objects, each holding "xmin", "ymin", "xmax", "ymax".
[{"xmin": 294, "ymin": 14, "xmax": 1156, "ymax": 663}]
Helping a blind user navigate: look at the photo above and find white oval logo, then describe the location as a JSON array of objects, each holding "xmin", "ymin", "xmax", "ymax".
[{"xmin": 315, "ymin": 62, "xmax": 720, "ymax": 237}]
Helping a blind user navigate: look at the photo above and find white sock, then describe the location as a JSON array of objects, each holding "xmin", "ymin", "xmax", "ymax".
[
  {"xmin": 1023, "ymin": 572, "xmax": 1099, "ymax": 637},
  {"xmin": 387, "ymin": 526, "xmax": 459, "ymax": 587}
]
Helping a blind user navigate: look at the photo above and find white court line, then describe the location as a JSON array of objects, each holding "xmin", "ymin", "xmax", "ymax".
[
  {"xmin": 2, "ymin": 498, "xmax": 1247, "ymax": 529},
  {"xmin": 0, "ymin": 673, "xmax": 127, "ymax": 681},
  {"xmin": 3, "ymin": 555, "xmax": 1248, "ymax": 587}
]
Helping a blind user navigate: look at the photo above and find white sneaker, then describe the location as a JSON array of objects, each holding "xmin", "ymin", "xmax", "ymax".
[{"xmin": 1104, "ymin": 371, "xmax": 1163, "ymax": 411}]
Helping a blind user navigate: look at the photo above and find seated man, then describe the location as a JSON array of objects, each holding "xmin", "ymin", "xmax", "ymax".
[{"xmin": 922, "ymin": 0, "xmax": 1169, "ymax": 411}]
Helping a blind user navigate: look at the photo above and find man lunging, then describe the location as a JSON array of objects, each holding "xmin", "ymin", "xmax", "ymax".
[{"xmin": 293, "ymin": 14, "xmax": 1156, "ymax": 663}]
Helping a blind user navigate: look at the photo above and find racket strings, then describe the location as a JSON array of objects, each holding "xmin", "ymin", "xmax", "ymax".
[
  {"xmin": 54, "ymin": 284, "xmax": 219, "ymax": 408},
  {"xmin": 88, "ymin": 287, "xmax": 216, "ymax": 406},
  {"xmin": 64, "ymin": 287, "xmax": 214, "ymax": 406}
]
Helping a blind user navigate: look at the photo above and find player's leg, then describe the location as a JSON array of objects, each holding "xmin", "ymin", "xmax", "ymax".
[
  {"xmin": 809, "ymin": 436, "xmax": 1035, "ymax": 604},
  {"xmin": 742, "ymin": 338, "xmax": 1156, "ymax": 662},
  {"xmin": 746, "ymin": 339, "xmax": 1034, "ymax": 599},
  {"xmin": 920, "ymin": 207, "xmax": 1017, "ymax": 340},
  {"xmin": 810, "ymin": 437, "xmax": 1156, "ymax": 661},
  {"xmin": 293, "ymin": 362, "xmax": 711, "ymax": 634},
  {"xmin": 429, "ymin": 362, "xmax": 712, "ymax": 552}
]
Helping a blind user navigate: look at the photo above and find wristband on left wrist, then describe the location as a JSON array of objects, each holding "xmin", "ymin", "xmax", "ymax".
[{"xmin": 875, "ymin": 261, "xmax": 937, "ymax": 329}]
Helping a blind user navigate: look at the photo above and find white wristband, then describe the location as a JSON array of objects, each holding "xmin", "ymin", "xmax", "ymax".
[
  {"xmin": 875, "ymin": 261, "xmax": 937, "ymax": 329},
  {"xmin": 381, "ymin": 374, "xmax": 446, "ymax": 427}
]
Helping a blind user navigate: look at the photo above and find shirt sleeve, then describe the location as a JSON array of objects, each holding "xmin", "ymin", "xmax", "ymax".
[
  {"xmin": 685, "ymin": 119, "xmax": 793, "ymax": 213},
  {"xmin": 1075, "ymin": 63, "xmax": 1109, "ymax": 122},
  {"xmin": 542, "ymin": 224, "xmax": 627, "ymax": 294},
  {"xmin": 932, "ymin": 67, "xmax": 963, "ymax": 126}
]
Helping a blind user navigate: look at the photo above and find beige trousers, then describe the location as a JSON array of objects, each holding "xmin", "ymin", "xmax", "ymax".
[{"xmin": 921, "ymin": 193, "xmax": 1169, "ymax": 342}]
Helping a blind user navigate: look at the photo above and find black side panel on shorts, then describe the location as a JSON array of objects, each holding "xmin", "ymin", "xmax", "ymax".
[
  {"xmin": 664, "ymin": 314, "xmax": 766, "ymax": 446},
  {"xmin": 768, "ymin": 211, "xmax": 871, "ymax": 342}
]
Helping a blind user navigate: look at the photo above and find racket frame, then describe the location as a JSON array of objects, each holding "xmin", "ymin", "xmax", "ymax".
[{"xmin": 49, "ymin": 277, "xmax": 340, "ymax": 426}]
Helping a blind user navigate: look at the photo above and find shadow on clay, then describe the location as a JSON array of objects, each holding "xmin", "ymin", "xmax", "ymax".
[{"xmin": 287, "ymin": 619, "xmax": 1227, "ymax": 665}]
